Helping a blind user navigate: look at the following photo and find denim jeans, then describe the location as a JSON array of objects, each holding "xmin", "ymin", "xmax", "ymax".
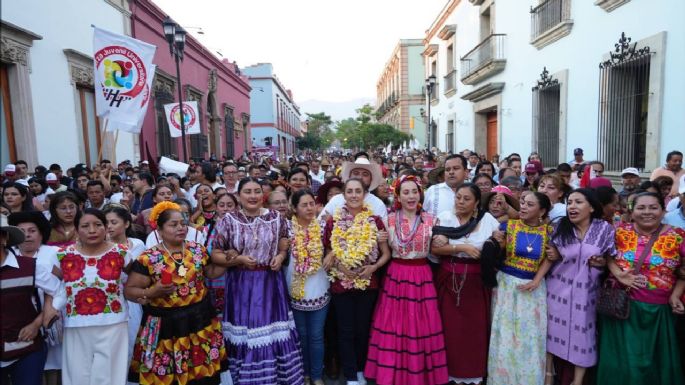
[
  {"xmin": 0, "ymin": 343, "xmax": 47, "ymax": 385},
  {"xmin": 293, "ymin": 304, "xmax": 329, "ymax": 381}
]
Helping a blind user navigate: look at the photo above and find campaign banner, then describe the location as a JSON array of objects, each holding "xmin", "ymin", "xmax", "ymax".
[
  {"xmin": 164, "ymin": 101, "xmax": 201, "ymax": 138},
  {"xmin": 93, "ymin": 27, "xmax": 156, "ymax": 131},
  {"xmin": 105, "ymin": 65, "xmax": 155, "ymax": 133}
]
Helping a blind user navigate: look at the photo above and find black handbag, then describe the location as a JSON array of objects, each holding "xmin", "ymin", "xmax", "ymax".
[{"xmin": 596, "ymin": 225, "xmax": 661, "ymax": 319}]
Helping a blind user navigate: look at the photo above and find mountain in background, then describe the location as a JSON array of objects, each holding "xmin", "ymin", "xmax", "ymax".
[{"xmin": 298, "ymin": 98, "xmax": 375, "ymax": 122}]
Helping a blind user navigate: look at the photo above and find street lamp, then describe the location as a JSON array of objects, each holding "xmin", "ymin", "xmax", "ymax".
[
  {"xmin": 163, "ymin": 17, "xmax": 189, "ymax": 162},
  {"xmin": 425, "ymin": 75, "xmax": 436, "ymax": 150}
]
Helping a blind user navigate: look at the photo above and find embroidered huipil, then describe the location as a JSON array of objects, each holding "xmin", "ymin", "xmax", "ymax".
[
  {"xmin": 285, "ymin": 219, "xmax": 330, "ymax": 311},
  {"xmin": 58, "ymin": 244, "xmax": 130, "ymax": 327},
  {"xmin": 500, "ymin": 220, "xmax": 552, "ymax": 280},
  {"xmin": 132, "ymin": 241, "xmax": 208, "ymax": 308},
  {"xmin": 388, "ymin": 211, "xmax": 435, "ymax": 259},
  {"xmin": 614, "ymin": 223, "xmax": 685, "ymax": 304}
]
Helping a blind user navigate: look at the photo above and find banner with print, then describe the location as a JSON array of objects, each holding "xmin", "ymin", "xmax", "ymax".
[
  {"xmin": 105, "ymin": 65, "xmax": 156, "ymax": 133},
  {"xmin": 164, "ymin": 101, "xmax": 201, "ymax": 138},
  {"xmin": 93, "ymin": 27, "xmax": 156, "ymax": 130}
]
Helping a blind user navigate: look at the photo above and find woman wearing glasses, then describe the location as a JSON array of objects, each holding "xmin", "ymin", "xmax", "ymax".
[{"xmin": 47, "ymin": 192, "xmax": 80, "ymax": 247}]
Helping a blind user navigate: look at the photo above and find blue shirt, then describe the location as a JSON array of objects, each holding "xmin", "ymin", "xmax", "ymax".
[{"xmin": 663, "ymin": 209, "xmax": 685, "ymax": 230}]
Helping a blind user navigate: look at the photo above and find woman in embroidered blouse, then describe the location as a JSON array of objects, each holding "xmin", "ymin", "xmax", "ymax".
[
  {"xmin": 285, "ymin": 189, "xmax": 330, "ymax": 385},
  {"xmin": 364, "ymin": 175, "xmax": 448, "ymax": 385},
  {"xmin": 47, "ymin": 192, "xmax": 79, "ymax": 247},
  {"xmin": 211, "ymin": 177, "xmax": 305, "ymax": 385},
  {"xmin": 322, "ymin": 178, "xmax": 390, "ymax": 385},
  {"xmin": 125, "ymin": 202, "xmax": 228, "ymax": 385},
  {"xmin": 430, "ymin": 183, "xmax": 502, "ymax": 385},
  {"xmin": 55, "ymin": 208, "xmax": 130, "ymax": 385},
  {"xmin": 488, "ymin": 192, "xmax": 553, "ymax": 385},
  {"xmin": 545, "ymin": 189, "xmax": 616, "ymax": 385},
  {"xmin": 598, "ymin": 192, "xmax": 685, "ymax": 385}
]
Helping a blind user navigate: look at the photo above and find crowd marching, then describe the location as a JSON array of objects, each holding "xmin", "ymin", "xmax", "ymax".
[{"xmin": 1, "ymin": 147, "xmax": 684, "ymax": 385}]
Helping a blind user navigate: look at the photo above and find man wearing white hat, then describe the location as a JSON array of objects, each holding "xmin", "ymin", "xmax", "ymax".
[
  {"xmin": 318, "ymin": 158, "xmax": 388, "ymax": 221},
  {"xmin": 618, "ymin": 167, "xmax": 641, "ymax": 199}
]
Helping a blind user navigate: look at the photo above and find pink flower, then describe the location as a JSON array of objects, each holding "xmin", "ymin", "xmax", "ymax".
[
  {"xmin": 161, "ymin": 354, "xmax": 171, "ymax": 365},
  {"xmin": 156, "ymin": 366, "xmax": 166, "ymax": 376},
  {"xmin": 178, "ymin": 285, "xmax": 190, "ymax": 297},
  {"xmin": 209, "ymin": 348, "xmax": 219, "ymax": 360}
]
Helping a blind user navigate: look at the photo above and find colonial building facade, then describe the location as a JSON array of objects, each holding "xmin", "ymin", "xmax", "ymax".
[
  {"xmin": 421, "ymin": 0, "xmax": 684, "ymax": 174},
  {"xmin": 242, "ymin": 63, "xmax": 301, "ymax": 157},
  {"xmin": 131, "ymin": 0, "xmax": 251, "ymax": 162},
  {"xmin": 375, "ymin": 39, "xmax": 427, "ymax": 147},
  {"xmin": 1, "ymin": 0, "xmax": 137, "ymax": 168}
]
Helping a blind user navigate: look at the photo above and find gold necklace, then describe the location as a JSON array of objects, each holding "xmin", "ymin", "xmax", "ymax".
[{"xmin": 162, "ymin": 241, "xmax": 188, "ymax": 277}]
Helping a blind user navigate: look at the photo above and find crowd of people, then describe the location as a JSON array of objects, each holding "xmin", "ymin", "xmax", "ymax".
[{"xmin": 1, "ymin": 147, "xmax": 684, "ymax": 385}]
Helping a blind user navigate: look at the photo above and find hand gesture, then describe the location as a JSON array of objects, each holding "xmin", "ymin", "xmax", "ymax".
[
  {"xmin": 357, "ymin": 265, "xmax": 377, "ymax": 280},
  {"xmin": 614, "ymin": 269, "xmax": 647, "ymax": 289},
  {"xmin": 270, "ymin": 253, "xmax": 285, "ymax": 271},
  {"xmin": 517, "ymin": 280, "xmax": 541, "ymax": 292},
  {"xmin": 461, "ymin": 244, "xmax": 481, "ymax": 259},
  {"xmin": 545, "ymin": 244, "xmax": 560, "ymax": 261},
  {"xmin": 669, "ymin": 294, "xmax": 685, "ymax": 314},
  {"xmin": 432, "ymin": 235, "xmax": 448, "ymax": 248},
  {"xmin": 323, "ymin": 252, "xmax": 336, "ymax": 270},
  {"xmin": 588, "ymin": 255, "xmax": 607, "ymax": 268}
]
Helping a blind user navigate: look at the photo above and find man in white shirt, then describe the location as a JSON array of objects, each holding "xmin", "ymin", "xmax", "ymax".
[
  {"xmin": 424, "ymin": 154, "xmax": 469, "ymax": 217},
  {"xmin": 318, "ymin": 158, "xmax": 388, "ymax": 221},
  {"xmin": 309, "ymin": 159, "xmax": 325, "ymax": 184}
]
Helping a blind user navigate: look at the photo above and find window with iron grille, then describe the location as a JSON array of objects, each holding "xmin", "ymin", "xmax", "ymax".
[
  {"xmin": 532, "ymin": 67, "xmax": 560, "ymax": 168},
  {"xmin": 597, "ymin": 33, "xmax": 651, "ymax": 172},
  {"xmin": 224, "ymin": 106, "xmax": 235, "ymax": 159}
]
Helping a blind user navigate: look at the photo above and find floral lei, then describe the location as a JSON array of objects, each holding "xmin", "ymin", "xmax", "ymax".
[
  {"xmin": 329, "ymin": 204, "xmax": 377, "ymax": 290},
  {"xmin": 290, "ymin": 219, "xmax": 324, "ymax": 300}
]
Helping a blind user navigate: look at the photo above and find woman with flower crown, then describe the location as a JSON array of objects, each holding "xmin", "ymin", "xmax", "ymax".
[
  {"xmin": 322, "ymin": 178, "xmax": 390, "ymax": 385},
  {"xmin": 363, "ymin": 175, "xmax": 448, "ymax": 385},
  {"xmin": 210, "ymin": 177, "xmax": 305, "ymax": 385},
  {"xmin": 285, "ymin": 189, "xmax": 329, "ymax": 385},
  {"xmin": 125, "ymin": 201, "xmax": 228, "ymax": 385}
]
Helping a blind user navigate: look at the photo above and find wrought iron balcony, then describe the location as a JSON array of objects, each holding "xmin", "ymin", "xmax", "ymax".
[
  {"xmin": 444, "ymin": 70, "xmax": 457, "ymax": 96},
  {"xmin": 530, "ymin": 0, "xmax": 573, "ymax": 49},
  {"xmin": 460, "ymin": 34, "xmax": 506, "ymax": 85}
]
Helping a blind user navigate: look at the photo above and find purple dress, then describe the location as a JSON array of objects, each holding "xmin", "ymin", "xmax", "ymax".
[
  {"xmin": 546, "ymin": 219, "xmax": 617, "ymax": 367},
  {"xmin": 213, "ymin": 209, "xmax": 305, "ymax": 385}
]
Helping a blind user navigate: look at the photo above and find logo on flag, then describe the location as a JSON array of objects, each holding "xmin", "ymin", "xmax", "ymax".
[
  {"xmin": 164, "ymin": 101, "xmax": 201, "ymax": 138},
  {"xmin": 95, "ymin": 47, "xmax": 148, "ymax": 105}
]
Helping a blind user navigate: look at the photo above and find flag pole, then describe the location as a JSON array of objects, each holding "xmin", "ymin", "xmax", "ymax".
[{"xmin": 97, "ymin": 118, "xmax": 109, "ymax": 164}]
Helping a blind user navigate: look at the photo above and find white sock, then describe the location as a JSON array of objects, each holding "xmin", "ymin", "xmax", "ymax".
[{"xmin": 357, "ymin": 372, "xmax": 367, "ymax": 385}]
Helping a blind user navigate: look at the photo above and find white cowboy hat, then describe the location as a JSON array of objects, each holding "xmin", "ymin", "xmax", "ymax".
[
  {"xmin": 340, "ymin": 158, "xmax": 383, "ymax": 192},
  {"xmin": 1, "ymin": 214, "xmax": 25, "ymax": 247}
]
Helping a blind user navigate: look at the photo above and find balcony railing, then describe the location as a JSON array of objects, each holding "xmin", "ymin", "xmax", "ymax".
[
  {"xmin": 444, "ymin": 70, "xmax": 457, "ymax": 95},
  {"xmin": 460, "ymin": 34, "xmax": 506, "ymax": 85},
  {"xmin": 531, "ymin": 0, "xmax": 571, "ymax": 40}
]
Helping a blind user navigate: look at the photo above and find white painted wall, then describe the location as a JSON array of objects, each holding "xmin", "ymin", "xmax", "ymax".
[
  {"xmin": 427, "ymin": 0, "xmax": 685, "ymax": 170},
  {"xmin": 2, "ymin": 0, "xmax": 136, "ymax": 168}
]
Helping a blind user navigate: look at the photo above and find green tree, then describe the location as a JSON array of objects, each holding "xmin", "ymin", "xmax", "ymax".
[
  {"xmin": 334, "ymin": 105, "xmax": 411, "ymax": 150},
  {"xmin": 297, "ymin": 112, "xmax": 334, "ymax": 150}
]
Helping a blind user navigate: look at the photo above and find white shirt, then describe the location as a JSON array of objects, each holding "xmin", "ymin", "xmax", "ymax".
[
  {"xmin": 186, "ymin": 182, "xmax": 224, "ymax": 208},
  {"xmin": 423, "ymin": 183, "xmax": 456, "ymax": 218},
  {"xmin": 318, "ymin": 193, "xmax": 388, "ymax": 222},
  {"xmin": 436, "ymin": 211, "xmax": 500, "ymax": 256},
  {"xmin": 109, "ymin": 192, "xmax": 123, "ymax": 204},
  {"xmin": 310, "ymin": 170, "xmax": 325, "ymax": 184},
  {"xmin": 549, "ymin": 202, "xmax": 567, "ymax": 223},
  {"xmin": 145, "ymin": 226, "xmax": 206, "ymax": 249}
]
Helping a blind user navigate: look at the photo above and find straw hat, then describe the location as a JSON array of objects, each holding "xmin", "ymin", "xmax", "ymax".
[
  {"xmin": 340, "ymin": 158, "xmax": 383, "ymax": 192},
  {"xmin": 1, "ymin": 214, "xmax": 25, "ymax": 247}
]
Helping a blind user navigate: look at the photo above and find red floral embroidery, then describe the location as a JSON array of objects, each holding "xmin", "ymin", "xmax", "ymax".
[
  {"xmin": 110, "ymin": 299, "xmax": 122, "ymax": 313},
  {"xmin": 190, "ymin": 345, "xmax": 206, "ymax": 366},
  {"xmin": 96, "ymin": 251, "xmax": 125, "ymax": 281},
  {"xmin": 65, "ymin": 286, "xmax": 72, "ymax": 296},
  {"xmin": 178, "ymin": 285, "xmax": 190, "ymax": 297},
  {"xmin": 66, "ymin": 304, "xmax": 72, "ymax": 314},
  {"xmin": 61, "ymin": 253, "xmax": 86, "ymax": 282},
  {"xmin": 87, "ymin": 258, "xmax": 97, "ymax": 267},
  {"xmin": 106, "ymin": 282, "xmax": 119, "ymax": 294},
  {"xmin": 74, "ymin": 287, "xmax": 107, "ymax": 315}
]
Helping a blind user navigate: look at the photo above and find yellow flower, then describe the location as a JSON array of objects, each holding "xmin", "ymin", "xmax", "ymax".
[
  {"xmin": 328, "ymin": 205, "xmax": 377, "ymax": 290},
  {"xmin": 289, "ymin": 220, "xmax": 323, "ymax": 300}
]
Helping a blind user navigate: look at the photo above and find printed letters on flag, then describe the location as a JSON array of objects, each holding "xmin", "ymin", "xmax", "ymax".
[{"xmin": 93, "ymin": 27, "xmax": 156, "ymax": 132}]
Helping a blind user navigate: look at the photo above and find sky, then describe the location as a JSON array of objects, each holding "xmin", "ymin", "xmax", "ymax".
[{"xmin": 154, "ymin": 0, "xmax": 447, "ymax": 106}]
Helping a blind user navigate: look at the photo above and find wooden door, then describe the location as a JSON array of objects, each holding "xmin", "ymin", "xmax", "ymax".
[{"xmin": 486, "ymin": 111, "xmax": 498, "ymax": 159}]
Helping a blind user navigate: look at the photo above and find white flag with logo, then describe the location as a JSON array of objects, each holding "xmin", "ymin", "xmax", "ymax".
[
  {"xmin": 93, "ymin": 27, "xmax": 156, "ymax": 131},
  {"xmin": 105, "ymin": 65, "xmax": 156, "ymax": 133},
  {"xmin": 164, "ymin": 101, "xmax": 201, "ymax": 138}
]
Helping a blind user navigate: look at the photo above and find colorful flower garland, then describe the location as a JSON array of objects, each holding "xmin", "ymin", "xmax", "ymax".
[
  {"xmin": 148, "ymin": 201, "xmax": 181, "ymax": 230},
  {"xmin": 290, "ymin": 219, "xmax": 324, "ymax": 300},
  {"xmin": 329, "ymin": 204, "xmax": 377, "ymax": 290}
]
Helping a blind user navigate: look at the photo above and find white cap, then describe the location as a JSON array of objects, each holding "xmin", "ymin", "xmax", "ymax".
[
  {"xmin": 46, "ymin": 173, "xmax": 58, "ymax": 183},
  {"xmin": 621, "ymin": 167, "xmax": 640, "ymax": 177},
  {"xmin": 141, "ymin": 160, "xmax": 149, "ymax": 165},
  {"xmin": 4, "ymin": 164, "xmax": 15, "ymax": 174}
]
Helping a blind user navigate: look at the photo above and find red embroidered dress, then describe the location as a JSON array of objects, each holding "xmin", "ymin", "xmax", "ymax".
[{"xmin": 57, "ymin": 243, "xmax": 129, "ymax": 327}]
